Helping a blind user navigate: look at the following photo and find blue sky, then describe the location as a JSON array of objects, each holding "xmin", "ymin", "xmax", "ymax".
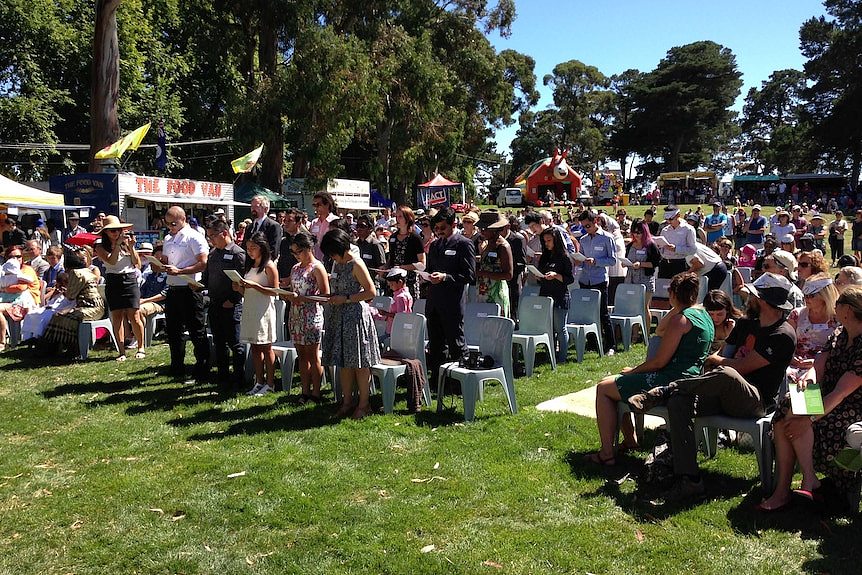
[{"xmin": 488, "ymin": 0, "xmax": 827, "ymax": 157}]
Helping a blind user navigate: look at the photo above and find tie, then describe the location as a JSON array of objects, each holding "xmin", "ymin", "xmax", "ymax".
[{"xmin": 250, "ymin": 221, "xmax": 259, "ymax": 236}]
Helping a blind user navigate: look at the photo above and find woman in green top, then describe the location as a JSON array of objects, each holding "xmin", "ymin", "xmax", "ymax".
[{"xmin": 586, "ymin": 272, "xmax": 714, "ymax": 465}]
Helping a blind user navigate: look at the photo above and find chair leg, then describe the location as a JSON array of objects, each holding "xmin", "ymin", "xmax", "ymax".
[
  {"xmin": 546, "ymin": 338, "xmax": 557, "ymax": 370},
  {"xmin": 436, "ymin": 369, "xmax": 447, "ymax": 413},
  {"xmin": 381, "ymin": 371, "xmax": 397, "ymax": 414},
  {"xmin": 78, "ymin": 324, "xmax": 92, "ymax": 359},
  {"xmin": 621, "ymin": 320, "xmax": 632, "ymax": 351},
  {"xmin": 502, "ymin": 376, "xmax": 518, "ymax": 414},
  {"xmin": 462, "ymin": 375, "xmax": 480, "ymax": 422},
  {"xmin": 524, "ymin": 341, "xmax": 535, "ymax": 377},
  {"xmin": 573, "ymin": 329, "xmax": 585, "ymax": 363}
]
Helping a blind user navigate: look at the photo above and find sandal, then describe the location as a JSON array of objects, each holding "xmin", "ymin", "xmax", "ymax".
[
  {"xmin": 134, "ymin": 351, "xmax": 146, "ymax": 359},
  {"xmin": 115, "ymin": 355, "xmax": 127, "ymax": 362},
  {"xmin": 584, "ymin": 452, "xmax": 616, "ymax": 466}
]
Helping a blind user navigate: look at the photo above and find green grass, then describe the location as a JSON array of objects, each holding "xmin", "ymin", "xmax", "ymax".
[{"xmin": 0, "ymin": 341, "xmax": 857, "ymax": 575}]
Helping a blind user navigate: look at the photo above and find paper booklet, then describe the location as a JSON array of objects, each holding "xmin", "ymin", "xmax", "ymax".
[
  {"xmin": 525, "ymin": 264, "xmax": 545, "ymax": 278},
  {"xmin": 619, "ymin": 257, "xmax": 634, "ymax": 267},
  {"xmin": 417, "ymin": 270, "xmax": 433, "ymax": 281},
  {"xmin": 413, "ymin": 261, "xmax": 426, "ymax": 272},
  {"xmin": 652, "ymin": 236, "xmax": 670, "ymax": 248},
  {"xmin": 146, "ymin": 255, "xmax": 165, "ymax": 270},
  {"xmin": 570, "ymin": 251, "xmax": 587, "ymax": 262},
  {"xmin": 178, "ymin": 274, "xmax": 204, "ymax": 289},
  {"xmin": 789, "ymin": 381, "xmax": 825, "ymax": 415},
  {"xmin": 272, "ymin": 288, "xmax": 295, "ymax": 297},
  {"xmin": 223, "ymin": 269, "xmax": 245, "ymax": 283},
  {"xmin": 304, "ymin": 294, "xmax": 331, "ymax": 303}
]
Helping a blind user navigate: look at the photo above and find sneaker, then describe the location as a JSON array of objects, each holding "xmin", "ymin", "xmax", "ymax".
[
  {"xmin": 127, "ymin": 339, "xmax": 139, "ymax": 349},
  {"xmin": 606, "ymin": 349, "xmax": 615, "ymax": 356},
  {"xmin": 246, "ymin": 383, "xmax": 265, "ymax": 396},
  {"xmin": 628, "ymin": 384, "xmax": 674, "ymax": 413},
  {"xmin": 657, "ymin": 476, "xmax": 705, "ymax": 504},
  {"xmin": 253, "ymin": 384, "xmax": 274, "ymax": 396}
]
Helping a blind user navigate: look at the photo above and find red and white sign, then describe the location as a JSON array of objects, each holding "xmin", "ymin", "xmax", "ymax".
[{"xmin": 119, "ymin": 174, "xmax": 228, "ymax": 200}]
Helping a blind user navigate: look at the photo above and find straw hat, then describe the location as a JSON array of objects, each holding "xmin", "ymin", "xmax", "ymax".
[
  {"xmin": 100, "ymin": 215, "xmax": 133, "ymax": 230},
  {"xmin": 477, "ymin": 211, "xmax": 508, "ymax": 230}
]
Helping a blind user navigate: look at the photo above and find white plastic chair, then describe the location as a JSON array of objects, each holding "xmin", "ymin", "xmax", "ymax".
[
  {"xmin": 697, "ymin": 276, "xmax": 709, "ymax": 303},
  {"xmin": 412, "ymin": 298, "xmax": 426, "ymax": 317},
  {"xmin": 649, "ymin": 278, "xmax": 672, "ymax": 326},
  {"xmin": 512, "ymin": 296, "xmax": 556, "ymax": 376},
  {"xmin": 436, "ymin": 316, "xmax": 516, "ymax": 422},
  {"xmin": 464, "ymin": 302, "xmax": 502, "ymax": 350},
  {"xmin": 610, "ymin": 283, "xmax": 647, "ymax": 351},
  {"xmin": 274, "ymin": 298, "xmax": 287, "ymax": 342},
  {"xmin": 737, "ymin": 266, "xmax": 752, "ymax": 284},
  {"xmin": 565, "ymin": 288, "xmax": 604, "ymax": 363},
  {"xmin": 371, "ymin": 295, "xmax": 393, "ymax": 338},
  {"xmin": 144, "ymin": 312, "xmax": 166, "ymax": 347},
  {"xmin": 371, "ymin": 313, "xmax": 431, "ymax": 413},
  {"xmin": 78, "ymin": 286, "xmax": 119, "ymax": 360}
]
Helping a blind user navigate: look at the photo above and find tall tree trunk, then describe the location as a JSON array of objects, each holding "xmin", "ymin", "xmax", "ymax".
[
  {"xmin": 257, "ymin": 11, "xmax": 283, "ymax": 193},
  {"xmin": 851, "ymin": 136, "xmax": 861, "ymax": 193},
  {"xmin": 670, "ymin": 136, "xmax": 684, "ymax": 172},
  {"xmin": 89, "ymin": 0, "xmax": 122, "ymax": 173},
  {"xmin": 376, "ymin": 112, "xmax": 393, "ymax": 199}
]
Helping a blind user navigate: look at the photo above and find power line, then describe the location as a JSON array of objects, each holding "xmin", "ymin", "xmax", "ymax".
[{"xmin": 0, "ymin": 136, "xmax": 232, "ymax": 151}]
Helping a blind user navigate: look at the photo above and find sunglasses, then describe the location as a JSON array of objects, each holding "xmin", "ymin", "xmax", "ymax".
[
  {"xmin": 798, "ymin": 262, "xmax": 811, "ymax": 268},
  {"xmin": 8, "ymin": 254, "xmax": 22, "ymax": 259},
  {"xmin": 166, "ymin": 221, "xmax": 180, "ymax": 227}
]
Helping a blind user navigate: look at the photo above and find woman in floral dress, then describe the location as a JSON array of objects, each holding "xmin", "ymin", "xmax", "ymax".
[
  {"xmin": 759, "ymin": 286, "xmax": 862, "ymax": 513},
  {"xmin": 786, "ymin": 274, "xmax": 839, "ymax": 383},
  {"xmin": 475, "ymin": 212, "xmax": 512, "ymax": 317},
  {"xmin": 285, "ymin": 232, "xmax": 329, "ymax": 404}
]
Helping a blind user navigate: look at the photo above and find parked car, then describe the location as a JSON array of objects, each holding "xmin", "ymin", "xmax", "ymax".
[{"xmin": 496, "ymin": 187, "xmax": 524, "ymax": 207}]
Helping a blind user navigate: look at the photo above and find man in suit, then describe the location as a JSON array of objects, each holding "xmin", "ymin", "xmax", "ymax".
[
  {"xmin": 425, "ymin": 207, "xmax": 477, "ymax": 386},
  {"xmin": 242, "ymin": 195, "xmax": 282, "ymax": 260}
]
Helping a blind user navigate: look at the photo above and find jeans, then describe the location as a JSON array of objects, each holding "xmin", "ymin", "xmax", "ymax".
[{"xmin": 553, "ymin": 307, "xmax": 568, "ymax": 363}]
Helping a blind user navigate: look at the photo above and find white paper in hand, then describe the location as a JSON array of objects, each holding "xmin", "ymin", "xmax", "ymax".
[
  {"xmin": 570, "ymin": 251, "xmax": 587, "ymax": 263},
  {"xmin": 223, "ymin": 269, "xmax": 244, "ymax": 283},
  {"xmin": 652, "ymin": 236, "xmax": 670, "ymax": 248},
  {"xmin": 525, "ymin": 265, "xmax": 545, "ymax": 278},
  {"xmin": 146, "ymin": 255, "xmax": 165, "ymax": 271},
  {"xmin": 619, "ymin": 257, "xmax": 634, "ymax": 267},
  {"xmin": 413, "ymin": 261, "xmax": 426, "ymax": 272},
  {"xmin": 417, "ymin": 270, "xmax": 433, "ymax": 281}
]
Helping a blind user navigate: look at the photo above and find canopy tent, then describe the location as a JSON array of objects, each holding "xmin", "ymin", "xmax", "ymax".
[
  {"xmin": 370, "ymin": 189, "xmax": 395, "ymax": 209},
  {"xmin": 416, "ymin": 174, "xmax": 463, "ymax": 210},
  {"xmin": 234, "ymin": 182, "xmax": 287, "ymax": 209},
  {"xmin": 0, "ymin": 174, "xmax": 82, "ymax": 210},
  {"xmin": 732, "ymin": 174, "xmax": 780, "ymax": 183}
]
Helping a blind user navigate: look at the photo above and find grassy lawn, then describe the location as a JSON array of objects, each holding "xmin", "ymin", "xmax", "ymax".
[{"xmin": 1, "ymin": 339, "xmax": 858, "ymax": 574}]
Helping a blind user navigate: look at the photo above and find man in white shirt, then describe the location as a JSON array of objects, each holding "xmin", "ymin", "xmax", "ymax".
[
  {"xmin": 658, "ymin": 206, "xmax": 697, "ymax": 278},
  {"xmin": 162, "ymin": 206, "xmax": 210, "ymax": 381}
]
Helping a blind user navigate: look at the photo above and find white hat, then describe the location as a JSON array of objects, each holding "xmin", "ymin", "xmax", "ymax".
[
  {"xmin": 802, "ymin": 276, "xmax": 833, "ymax": 296},
  {"xmin": 752, "ymin": 204, "xmax": 762, "ymax": 211},
  {"xmin": 770, "ymin": 249, "xmax": 798, "ymax": 282},
  {"xmin": 779, "ymin": 234, "xmax": 795, "ymax": 245},
  {"xmin": 663, "ymin": 206, "xmax": 680, "ymax": 220},
  {"xmin": 138, "ymin": 242, "xmax": 154, "ymax": 252},
  {"xmin": 385, "ymin": 267, "xmax": 407, "ymax": 280},
  {"xmin": 741, "ymin": 272, "xmax": 794, "ymax": 311},
  {"xmin": 213, "ymin": 208, "xmax": 226, "ymax": 215}
]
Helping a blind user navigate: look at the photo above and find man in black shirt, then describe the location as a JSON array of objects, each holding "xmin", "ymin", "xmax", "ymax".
[
  {"xmin": 354, "ymin": 214, "xmax": 387, "ymax": 289},
  {"xmin": 629, "ymin": 272, "xmax": 797, "ymax": 502},
  {"xmin": 202, "ymin": 220, "xmax": 247, "ymax": 393},
  {"xmin": 425, "ymin": 207, "xmax": 476, "ymax": 386},
  {"xmin": 1, "ymin": 217, "xmax": 26, "ymax": 249},
  {"xmin": 277, "ymin": 208, "xmax": 302, "ymax": 335},
  {"xmin": 502, "ymin": 216, "xmax": 527, "ymax": 325}
]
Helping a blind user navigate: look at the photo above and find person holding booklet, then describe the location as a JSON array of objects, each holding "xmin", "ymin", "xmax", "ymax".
[
  {"xmin": 535, "ymin": 228, "xmax": 574, "ymax": 364},
  {"xmin": 622, "ymin": 219, "xmax": 661, "ymax": 322},
  {"xmin": 282, "ymin": 231, "xmax": 329, "ymax": 404},
  {"xmin": 232, "ymin": 233, "xmax": 279, "ymax": 396},
  {"xmin": 758, "ymin": 286, "xmax": 862, "ymax": 513}
]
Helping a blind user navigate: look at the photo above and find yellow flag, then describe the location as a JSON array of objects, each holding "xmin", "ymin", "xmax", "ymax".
[
  {"xmin": 231, "ymin": 144, "xmax": 264, "ymax": 174},
  {"xmin": 94, "ymin": 122, "xmax": 151, "ymax": 159}
]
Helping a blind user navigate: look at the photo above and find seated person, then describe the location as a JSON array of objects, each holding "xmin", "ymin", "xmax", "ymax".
[
  {"xmin": 786, "ymin": 274, "xmax": 838, "ymax": 382},
  {"xmin": 758, "ymin": 286, "xmax": 862, "ymax": 512},
  {"xmin": 42, "ymin": 245, "xmax": 65, "ymax": 294},
  {"xmin": 628, "ymin": 272, "xmax": 797, "ymax": 502},
  {"xmin": 22, "ymin": 272, "xmax": 75, "ymax": 340},
  {"xmin": 137, "ymin": 245, "xmax": 168, "ymax": 328},
  {"xmin": 587, "ymin": 272, "xmax": 713, "ymax": 465},
  {"xmin": 0, "ymin": 246, "xmax": 41, "ymax": 350}
]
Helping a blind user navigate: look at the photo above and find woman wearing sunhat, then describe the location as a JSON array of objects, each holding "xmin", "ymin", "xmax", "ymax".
[
  {"xmin": 94, "ymin": 215, "xmax": 145, "ymax": 361},
  {"xmin": 475, "ymin": 211, "xmax": 513, "ymax": 317}
]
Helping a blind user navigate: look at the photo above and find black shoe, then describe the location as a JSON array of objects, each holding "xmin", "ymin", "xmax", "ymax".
[
  {"xmin": 656, "ymin": 476, "xmax": 705, "ymax": 504},
  {"xmin": 628, "ymin": 384, "xmax": 674, "ymax": 413}
]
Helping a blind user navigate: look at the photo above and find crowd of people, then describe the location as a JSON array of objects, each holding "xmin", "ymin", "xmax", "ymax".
[{"xmin": 2, "ymin": 194, "xmax": 862, "ymax": 512}]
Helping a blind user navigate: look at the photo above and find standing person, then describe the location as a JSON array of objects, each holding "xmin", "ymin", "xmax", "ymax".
[
  {"xmin": 202, "ymin": 220, "xmax": 247, "ymax": 393},
  {"xmin": 308, "ymin": 191, "xmax": 339, "ymax": 262},
  {"xmin": 277, "ymin": 207, "xmax": 302, "ymax": 334},
  {"xmin": 536, "ymin": 228, "xmax": 575, "ymax": 364},
  {"xmin": 283, "ymin": 231, "xmax": 328, "ymax": 404},
  {"xmin": 62, "ymin": 212, "xmax": 87, "ymax": 242},
  {"xmin": 829, "ymin": 210, "xmax": 848, "ymax": 266},
  {"xmin": 234, "ymin": 232, "xmax": 278, "ymax": 396},
  {"xmin": 475, "ymin": 212, "xmax": 513, "ymax": 317},
  {"xmin": 386, "ymin": 205, "xmax": 425, "ymax": 300},
  {"xmin": 241, "ymin": 195, "xmax": 282, "ymax": 259},
  {"xmin": 658, "ymin": 206, "xmax": 697, "ymax": 279},
  {"xmin": 807, "ymin": 211, "xmax": 827, "ymax": 252},
  {"xmin": 623, "ymin": 219, "xmax": 662, "ymax": 323},
  {"xmin": 744, "ymin": 204, "xmax": 768, "ymax": 248},
  {"xmin": 704, "ymin": 202, "xmax": 728, "ymax": 244},
  {"xmin": 425, "ymin": 207, "xmax": 477, "ymax": 386},
  {"xmin": 320, "ymin": 229, "xmax": 380, "ymax": 419},
  {"xmin": 354, "ymin": 213, "xmax": 387, "ymax": 285},
  {"xmin": 503, "ymin": 215, "xmax": 528, "ymax": 325},
  {"xmin": 94, "ymin": 216, "xmax": 145, "ymax": 361},
  {"xmin": 576, "ymin": 210, "xmax": 617, "ymax": 355},
  {"xmin": 852, "ymin": 209, "xmax": 862, "ymax": 263},
  {"xmin": 161, "ymin": 206, "xmax": 210, "ymax": 381}
]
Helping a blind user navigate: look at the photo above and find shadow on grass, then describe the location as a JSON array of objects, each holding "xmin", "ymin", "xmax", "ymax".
[
  {"xmin": 3, "ymin": 345, "xmax": 115, "ymax": 368},
  {"xmin": 566, "ymin": 448, "xmax": 758, "ymax": 521}
]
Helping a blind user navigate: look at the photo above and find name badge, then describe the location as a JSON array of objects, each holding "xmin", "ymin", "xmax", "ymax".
[
  {"xmin": 331, "ymin": 272, "xmax": 338, "ymax": 279},
  {"xmin": 636, "ymin": 250, "xmax": 645, "ymax": 256},
  {"xmin": 487, "ymin": 252, "xmax": 497, "ymax": 258},
  {"xmin": 445, "ymin": 249, "xmax": 456, "ymax": 256},
  {"xmin": 362, "ymin": 254, "xmax": 372, "ymax": 259},
  {"xmin": 223, "ymin": 254, "xmax": 234, "ymax": 260},
  {"xmin": 594, "ymin": 246, "xmax": 604, "ymax": 252}
]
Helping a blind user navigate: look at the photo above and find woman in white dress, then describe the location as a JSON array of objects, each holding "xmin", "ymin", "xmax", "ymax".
[{"xmin": 233, "ymin": 232, "xmax": 279, "ymax": 396}]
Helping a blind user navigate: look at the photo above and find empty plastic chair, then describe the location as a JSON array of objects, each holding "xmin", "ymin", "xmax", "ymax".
[
  {"xmin": 371, "ymin": 313, "xmax": 431, "ymax": 413},
  {"xmin": 610, "ymin": 283, "xmax": 647, "ymax": 351},
  {"xmin": 412, "ymin": 298, "xmax": 426, "ymax": 317},
  {"xmin": 512, "ymin": 295, "xmax": 556, "ymax": 376},
  {"xmin": 436, "ymin": 316, "xmax": 516, "ymax": 421},
  {"xmin": 565, "ymin": 288, "xmax": 604, "ymax": 363}
]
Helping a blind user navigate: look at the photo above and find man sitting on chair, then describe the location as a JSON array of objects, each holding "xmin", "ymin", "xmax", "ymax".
[
  {"xmin": 137, "ymin": 243, "xmax": 168, "ymax": 335},
  {"xmin": 628, "ymin": 272, "xmax": 797, "ymax": 502}
]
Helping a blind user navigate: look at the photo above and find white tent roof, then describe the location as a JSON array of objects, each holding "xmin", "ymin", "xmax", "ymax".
[{"xmin": 0, "ymin": 174, "xmax": 66, "ymax": 208}]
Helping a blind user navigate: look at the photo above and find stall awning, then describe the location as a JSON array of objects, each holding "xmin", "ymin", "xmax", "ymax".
[
  {"xmin": 0, "ymin": 174, "xmax": 66, "ymax": 208},
  {"xmin": 125, "ymin": 193, "xmax": 249, "ymax": 207}
]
